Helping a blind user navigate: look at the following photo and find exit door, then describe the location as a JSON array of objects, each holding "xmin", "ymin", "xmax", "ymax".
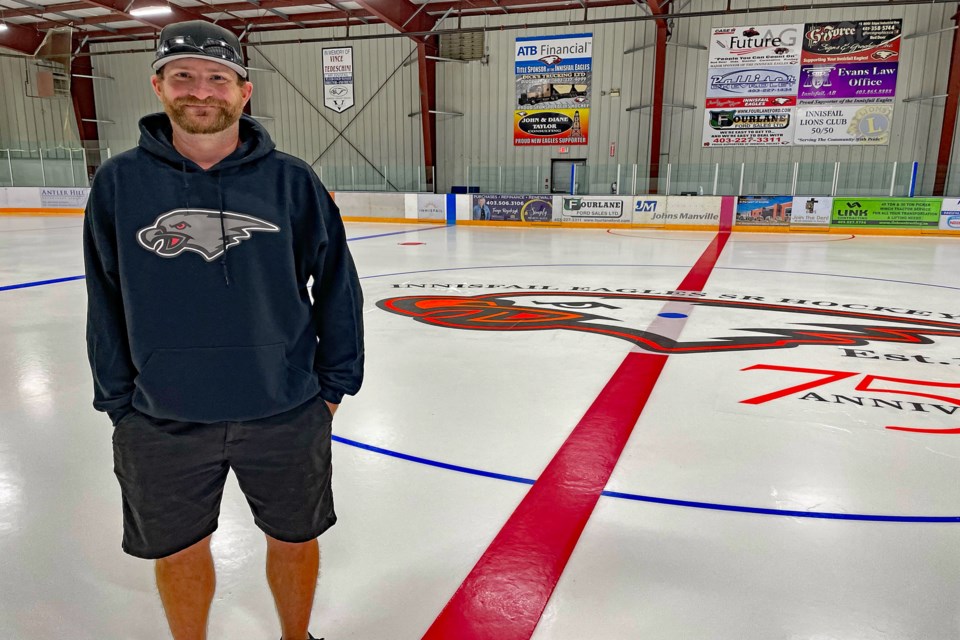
[{"xmin": 551, "ymin": 159, "xmax": 586, "ymax": 194}]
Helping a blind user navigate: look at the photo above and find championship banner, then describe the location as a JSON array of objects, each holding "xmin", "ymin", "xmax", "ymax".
[
  {"xmin": 514, "ymin": 33, "xmax": 592, "ymax": 146},
  {"xmin": 322, "ymin": 47, "xmax": 354, "ymax": 112},
  {"xmin": 560, "ymin": 197, "xmax": 629, "ymax": 223},
  {"xmin": 472, "ymin": 194, "xmax": 553, "ymax": 222},
  {"xmin": 791, "ymin": 196, "xmax": 833, "ymax": 225},
  {"xmin": 794, "ymin": 104, "xmax": 892, "ymax": 145},
  {"xmin": 801, "ymin": 20, "xmax": 902, "ymax": 65},
  {"xmin": 831, "ymin": 198, "xmax": 940, "ymax": 228},
  {"xmin": 736, "ymin": 196, "xmax": 792, "ymax": 225}
]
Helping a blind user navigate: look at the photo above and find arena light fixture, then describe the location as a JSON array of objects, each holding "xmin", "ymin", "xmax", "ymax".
[{"xmin": 129, "ymin": 0, "xmax": 172, "ymax": 17}]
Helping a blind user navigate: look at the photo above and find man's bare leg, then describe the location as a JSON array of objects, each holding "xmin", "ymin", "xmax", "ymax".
[
  {"xmin": 265, "ymin": 535, "xmax": 319, "ymax": 640},
  {"xmin": 155, "ymin": 534, "xmax": 216, "ymax": 640}
]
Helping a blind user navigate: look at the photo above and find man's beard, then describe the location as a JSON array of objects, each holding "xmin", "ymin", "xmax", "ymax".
[{"xmin": 163, "ymin": 95, "xmax": 243, "ymax": 134}]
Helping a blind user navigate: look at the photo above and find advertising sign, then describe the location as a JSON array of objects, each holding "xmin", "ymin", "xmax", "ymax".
[
  {"xmin": 322, "ymin": 47, "xmax": 354, "ymax": 112},
  {"xmin": 801, "ymin": 20, "xmax": 902, "ymax": 64},
  {"xmin": 560, "ymin": 197, "xmax": 628, "ymax": 223},
  {"xmin": 39, "ymin": 187, "xmax": 90, "ymax": 208},
  {"xmin": 702, "ymin": 107, "xmax": 794, "ymax": 147},
  {"xmin": 472, "ymin": 194, "xmax": 553, "ymax": 222},
  {"xmin": 706, "ymin": 65, "xmax": 800, "ymax": 99},
  {"xmin": 939, "ymin": 198, "xmax": 960, "ymax": 231},
  {"xmin": 791, "ymin": 196, "xmax": 833, "ymax": 225},
  {"xmin": 654, "ymin": 196, "xmax": 721, "ymax": 227},
  {"xmin": 830, "ymin": 198, "xmax": 941, "ymax": 228},
  {"xmin": 631, "ymin": 196, "xmax": 669, "ymax": 225},
  {"xmin": 417, "ymin": 194, "xmax": 446, "ymax": 219},
  {"xmin": 513, "ymin": 109, "xmax": 590, "ymax": 145},
  {"xmin": 515, "ymin": 34, "xmax": 592, "ymax": 146},
  {"xmin": 797, "ymin": 62, "xmax": 897, "ymax": 103},
  {"xmin": 794, "ymin": 104, "xmax": 892, "ymax": 145},
  {"xmin": 709, "ymin": 24, "xmax": 803, "ymax": 68},
  {"xmin": 736, "ymin": 196, "xmax": 793, "ymax": 225}
]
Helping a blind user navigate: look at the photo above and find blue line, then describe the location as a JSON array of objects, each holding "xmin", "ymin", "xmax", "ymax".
[
  {"xmin": 0, "ymin": 275, "xmax": 85, "ymax": 292},
  {"xmin": 347, "ymin": 224, "xmax": 449, "ymax": 242},
  {"xmin": 0, "ymin": 226, "xmax": 452, "ymax": 292},
  {"xmin": 331, "ymin": 434, "xmax": 960, "ymax": 523},
  {"xmin": 331, "ymin": 435, "xmax": 536, "ymax": 485}
]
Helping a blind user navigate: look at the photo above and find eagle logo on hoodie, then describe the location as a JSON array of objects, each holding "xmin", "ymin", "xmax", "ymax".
[{"xmin": 137, "ymin": 209, "xmax": 280, "ymax": 261}]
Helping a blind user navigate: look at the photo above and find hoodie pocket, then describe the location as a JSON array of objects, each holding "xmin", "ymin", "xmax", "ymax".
[{"xmin": 133, "ymin": 344, "xmax": 316, "ymax": 423}]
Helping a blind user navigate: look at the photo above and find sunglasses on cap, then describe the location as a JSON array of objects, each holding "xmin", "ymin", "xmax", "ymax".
[{"xmin": 155, "ymin": 35, "xmax": 246, "ymax": 75}]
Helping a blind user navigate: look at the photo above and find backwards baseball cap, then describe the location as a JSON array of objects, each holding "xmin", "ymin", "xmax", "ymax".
[{"xmin": 153, "ymin": 20, "xmax": 247, "ymax": 79}]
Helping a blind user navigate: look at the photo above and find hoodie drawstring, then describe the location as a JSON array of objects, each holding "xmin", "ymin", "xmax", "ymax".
[{"xmin": 217, "ymin": 171, "xmax": 230, "ymax": 287}]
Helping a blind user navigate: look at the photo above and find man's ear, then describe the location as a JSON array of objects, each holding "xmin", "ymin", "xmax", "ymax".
[{"xmin": 150, "ymin": 74, "xmax": 163, "ymax": 99}]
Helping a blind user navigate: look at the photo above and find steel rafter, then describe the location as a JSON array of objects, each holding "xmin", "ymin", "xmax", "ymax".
[{"xmin": 355, "ymin": 0, "xmax": 439, "ymax": 188}]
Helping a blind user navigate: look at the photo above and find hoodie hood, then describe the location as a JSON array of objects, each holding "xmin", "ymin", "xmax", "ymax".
[{"xmin": 137, "ymin": 112, "xmax": 275, "ymax": 171}]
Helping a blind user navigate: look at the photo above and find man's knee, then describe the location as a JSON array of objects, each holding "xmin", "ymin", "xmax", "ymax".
[
  {"xmin": 265, "ymin": 534, "xmax": 317, "ymax": 554},
  {"xmin": 157, "ymin": 534, "xmax": 213, "ymax": 565}
]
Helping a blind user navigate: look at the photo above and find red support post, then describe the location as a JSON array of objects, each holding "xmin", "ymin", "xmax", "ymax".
[
  {"xmin": 934, "ymin": 9, "xmax": 960, "ymax": 196},
  {"xmin": 417, "ymin": 39, "xmax": 438, "ymax": 190},
  {"xmin": 646, "ymin": 0, "xmax": 668, "ymax": 195},
  {"xmin": 70, "ymin": 41, "xmax": 103, "ymax": 181}
]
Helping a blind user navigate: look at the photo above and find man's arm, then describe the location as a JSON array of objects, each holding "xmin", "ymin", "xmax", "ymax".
[
  {"xmin": 308, "ymin": 179, "xmax": 364, "ymax": 411},
  {"xmin": 83, "ymin": 179, "xmax": 138, "ymax": 425}
]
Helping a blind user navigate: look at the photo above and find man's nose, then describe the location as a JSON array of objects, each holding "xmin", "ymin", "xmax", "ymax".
[{"xmin": 186, "ymin": 80, "xmax": 217, "ymax": 99}]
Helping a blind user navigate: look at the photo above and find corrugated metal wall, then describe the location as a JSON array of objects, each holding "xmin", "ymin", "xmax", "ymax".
[
  {"xmin": 248, "ymin": 23, "xmax": 422, "ymax": 191},
  {"xmin": 0, "ymin": 55, "xmax": 80, "ymax": 149},
  {"xmin": 79, "ymin": 1, "xmax": 956, "ymax": 195},
  {"xmin": 439, "ymin": 5, "xmax": 653, "ymax": 193},
  {"xmin": 443, "ymin": 1, "xmax": 954, "ymax": 195},
  {"xmin": 89, "ymin": 24, "xmax": 422, "ymax": 190}
]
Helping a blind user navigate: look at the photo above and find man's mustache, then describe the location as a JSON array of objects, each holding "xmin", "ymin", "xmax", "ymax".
[{"xmin": 173, "ymin": 97, "xmax": 228, "ymax": 109}]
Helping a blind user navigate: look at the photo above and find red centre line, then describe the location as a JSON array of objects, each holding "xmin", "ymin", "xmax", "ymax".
[{"xmin": 422, "ymin": 205, "xmax": 734, "ymax": 640}]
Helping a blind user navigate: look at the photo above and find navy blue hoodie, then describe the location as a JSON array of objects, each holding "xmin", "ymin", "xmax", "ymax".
[{"xmin": 84, "ymin": 113, "xmax": 363, "ymax": 425}]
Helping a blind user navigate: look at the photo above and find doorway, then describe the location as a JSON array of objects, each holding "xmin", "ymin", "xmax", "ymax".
[{"xmin": 551, "ymin": 159, "xmax": 586, "ymax": 194}]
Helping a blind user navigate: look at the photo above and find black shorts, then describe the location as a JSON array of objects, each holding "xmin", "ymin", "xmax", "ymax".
[{"xmin": 112, "ymin": 395, "xmax": 336, "ymax": 559}]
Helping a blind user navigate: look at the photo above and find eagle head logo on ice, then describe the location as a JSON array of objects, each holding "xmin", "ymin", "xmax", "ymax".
[{"xmin": 137, "ymin": 209, "xmax": 280, "ymax": 261}]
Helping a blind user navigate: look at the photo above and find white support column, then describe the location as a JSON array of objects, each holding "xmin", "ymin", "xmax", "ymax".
[
  {"xmin": 791, "ymin": 162, "xmax": 799, "ymax": 196},
  {"xmin": 832, "ymin": 161, "xmax": 840, "ymax": 196},
  {"xmin": 713, "ymin": 162, "xmax": 719, "ymax": 195},
  {"xmin": 39, "ymin": 149, "xmax": 46, "ymax": 187},
  {"xmin": 616, "ymin": 164, "xmax": 621, "ymax": 195},
  {"xmin": 889, "ymin": 162, "xmax": 898, "ymax": 197},
  {"xmin": 738, "ymin": 162, "xmax": 745, "ymax": 196},
  {"xmin": 631, "ymin": 164, "xmax": 638, "ymax": 195}
]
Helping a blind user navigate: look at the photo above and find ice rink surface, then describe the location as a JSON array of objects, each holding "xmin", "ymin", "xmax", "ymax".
[{"xmin": 1, "ymin": 218, "xmax": 958, "ymax": 639}]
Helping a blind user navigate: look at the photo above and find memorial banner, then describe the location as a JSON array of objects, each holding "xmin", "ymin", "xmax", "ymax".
[
  {"xmin": 831, "ymin": 198, "xmax": 940, "ymax": 228},
  {"xmin": 515, "ymin": 34, "xmax": 592, "ymax": 145},
  {"xmin": 322, "ymin": 47, "xmax": 354, "ymax": 112},
  {"xmin": 794, "ymin": 104, "xmax": 892, "ymax": 145}
]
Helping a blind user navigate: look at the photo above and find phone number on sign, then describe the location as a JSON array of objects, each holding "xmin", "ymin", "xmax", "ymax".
[{"xmin": 709, "ymin": 136, "xmax": 785, "ymax": 145}]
